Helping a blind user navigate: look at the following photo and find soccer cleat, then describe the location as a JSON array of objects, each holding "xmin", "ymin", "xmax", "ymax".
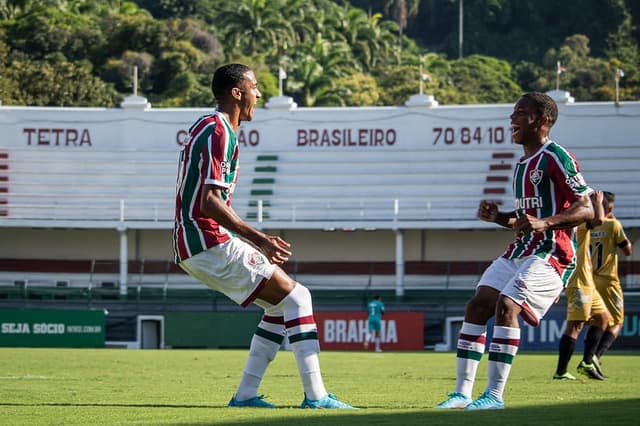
[
  {"xmin": 434, "ymin": 392, "xmax": 473, "ymax": 409},
  {"xmin": 577, "ymin": 361, "xmax": 606, "ymax": 380},
  {"xmin": 591, "ymin": 355, "xmax": 607, "ymax": 378},
  {"xmin": 553, "ymin": 372, "xmax": 577, "ymax": 381},
  {"xmin": 228, "ymin": 395, "xmax": 276, "ymax": 408},
  {"xmin": 300, "ymin": 393, "xmax": 357, "ymax": 409},
  {"xmin": 464, "ymin": 392, "xmax": 505, "ymax": 410}
]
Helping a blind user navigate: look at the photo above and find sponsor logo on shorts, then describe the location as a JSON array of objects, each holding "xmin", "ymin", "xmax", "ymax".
[
  {"xmin": 514, "ymin": 278, "xmax": 527, "ymax": 291},
  {"xmin": 248, "ymin": 252, "xmax": 266, "ymax": 267}
]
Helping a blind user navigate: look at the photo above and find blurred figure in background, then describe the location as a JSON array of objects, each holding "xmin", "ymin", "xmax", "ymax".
[
  {"xmin": 590, "ymin": 191, "xmax": 633, "ymax": 367},
  {"xmin": 554, "ymin": 191, "xmax": 609, "ymax": 381},
  {"xmin": 364, "ymin": 294, "xmax": 385, "ymax": 352}
]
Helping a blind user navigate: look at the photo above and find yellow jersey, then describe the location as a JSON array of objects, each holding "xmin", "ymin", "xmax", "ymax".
[
  {"xmin": 568, "ymin": 223, "xmax": 593, "ymax": 288},
  {"xmin": 590, "ymin": 218, "xmax": 628, "ymax": 284}
]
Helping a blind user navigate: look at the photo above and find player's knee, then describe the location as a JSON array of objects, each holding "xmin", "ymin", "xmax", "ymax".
[
  {"xmin": 593, "ymin": 312, "xmax": 611, "ymax": 329},
  {"xmin": 465, "ymin": 297, "xmax": 495, "ymax": 323},
  {"xmin": 564, "ymin": 321, "xmax": 584, "ymax": 337},
  {"xmin": 291, "ymin": 283, "xmax": 312, "ymax": 304},
  {"xmin": 280, "ymin": 283, "xmax": 313, "ymax": 315}
]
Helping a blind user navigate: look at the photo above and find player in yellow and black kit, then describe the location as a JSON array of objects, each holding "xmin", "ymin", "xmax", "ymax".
[
  {"xmin": 589, "ymin": 192, "xmax": 633, "ymax": 369},
  {"xmin": 554, "ymin": 191, "xmax": 610, "ymax": 381}
]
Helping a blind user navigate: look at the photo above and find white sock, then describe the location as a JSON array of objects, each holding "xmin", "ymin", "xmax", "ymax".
[
  {"xmin": 455, "ymin": 322, "xmax": 487, "ymax": 398},
  {"xmin": 234, "ymin": 315, "xmax": 284, "ymax": 401},
  {"xmin": 486, "ymin": 325, "xmax": 520, "ymax": 401},
  {"xmin": 292, "ymin": 344, "xmax": 326, "ymax": 400},
  {"xmin": 279, "ymin": 284, "xmax": 327, "ymax": 400}
]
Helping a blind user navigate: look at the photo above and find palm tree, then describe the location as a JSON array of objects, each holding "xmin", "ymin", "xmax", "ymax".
[
  {"xmin": 383, "ymin": 0, "xmax": 420, "ymax": 53},
  {"xmin": 217, "ymin": 0, "xmax": 296, "ymax": 59},
  {"xmin": 288, "ymin": 34, "xmax": 356, "ymax": 106},
  {"xmin": 0, "ymin": 0, "xmax": 32, "ymax": 19}
]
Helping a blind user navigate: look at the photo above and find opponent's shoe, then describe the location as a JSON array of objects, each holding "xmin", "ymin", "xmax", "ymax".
[
  {"xmin": 464, "ymin": 392, "xmax": 505, "ymax": 410},
  {"xmin": 577, "ymin": 361, "xmax": 606, "ymax": 380},
  {"xmin": 591, "ymin": 355, "xmax": 607, "ymax": 378},
  {"xmin": 300, "ymin": 393, "xmax": 356, "ymax": 409},
  {"xmin": 434, "ymin": 392, "xmax": 472, "ymax": 409},
  {"xmin": 228, "ymin": 395, "xmax": 276, "ymax": 408},
  {"xmin": 553, "ymin": 372, "xmax": 577, "ymax": 381}
]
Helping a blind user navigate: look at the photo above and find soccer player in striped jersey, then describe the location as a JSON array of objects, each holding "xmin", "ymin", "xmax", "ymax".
[
  {"xmin": 553, "ymin": 190, "xmax": 609, "ymax": 381},
  {"xmin": 436, "ymin": 92, "xmax": 594, "ymax": 410},
  {"xmin": 590, "ymin": 192, "xmax": 633, "ymax": 364},
  {"xmin": 173, "ymin": 64, "xmax": 354, "ymax": 409}
]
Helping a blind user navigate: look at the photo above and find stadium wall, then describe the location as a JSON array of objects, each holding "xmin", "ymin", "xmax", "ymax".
[
  {"xmin": 1, "ymin": 96, "xmax": 640, "ymax": 346},
  {"xmin": 1, "ymin": 99, "xmax": 639, "ymax": 286}
]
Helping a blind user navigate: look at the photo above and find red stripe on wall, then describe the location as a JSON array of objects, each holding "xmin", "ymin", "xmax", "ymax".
[
  {"xmin": 483, "ymin": 188, "xmax": 506, "ymax": 194},
  {"xmin": 492, "ymin": 152, "xmax": 515, "ymax": 159},
  {"xmin": 489, "ymin": 164, "xmax": 511, "ymax": 171}
]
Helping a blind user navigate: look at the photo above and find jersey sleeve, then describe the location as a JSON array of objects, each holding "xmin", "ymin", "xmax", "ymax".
[
  {"xmin": 549, "ymin": 148, "xmax": 591, "ymax": 203},
  {"xmin": 203, "ymin": 119, "xmax": 232, "ymax": 189},
  {"xmin": 613, "ymin": 219, "xmax": 628, "ymax": 246}
]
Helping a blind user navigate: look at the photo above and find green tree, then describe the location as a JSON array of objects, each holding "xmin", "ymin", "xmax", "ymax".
[
  {"xmin": 0, "ymin": 0, "xmax": 34, "ymax": 19},
  {"xmin": 287, "ymin": 34, "xmax": 356, "ymax": 106},
  {"xmin": 384, "ymin": 0, "xmax": 419, "ymax": 44},
  {"xmin": 216, "ymin": 0, "xmax": 295, "ymax": 60},
  {"xmin": 374, "ymin": 63, "xmax": 422, "ymax": 105},
  {"xmin": 332, "ymin": 6, "xmax": 397, "ymax": 71},
  {"xmin": 132, "ymin": 0, "xmax": 212, "ymax": 19},
  {"xmin": 337, "ymin": 72, "xmax": 381, "ymax": 106},
  {"xmin": 0, "ymin": 31, "xmax": 19, "ymax": 103},
  {"xmin": 539, "ymin": 34, "xmax": 618, "ymax": 102},
  {"xmin": 5, "ymin": 56, "xmax": 118, "ymax": 106},
  {"xmin": 446, "ymin": 54, "xmax": 522, "ymax": 104},
  {"xmin": 101, "ymin": 11, "xmax": 165, "ymax": 58}
]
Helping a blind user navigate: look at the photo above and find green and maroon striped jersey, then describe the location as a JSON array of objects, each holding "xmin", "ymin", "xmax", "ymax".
[
  {"xmin": 173, "ymin": 112, "xmax": 239, "ymax": 263},
  {"xmin": 502, "ymin": 140, "xmax": 591, "ymax": 285}
]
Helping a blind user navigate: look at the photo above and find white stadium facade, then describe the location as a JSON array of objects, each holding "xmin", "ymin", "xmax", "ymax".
[{"xmin": 1, "ymin": 90, "xmax": 639, "ymax": 349}]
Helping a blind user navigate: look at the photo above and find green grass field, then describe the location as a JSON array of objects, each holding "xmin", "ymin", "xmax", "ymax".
[{"xmin": 1, "ymin": 348, "xmax": 639, "ymax": 425}]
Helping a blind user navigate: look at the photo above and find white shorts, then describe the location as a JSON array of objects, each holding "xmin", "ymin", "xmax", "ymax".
[
  {"xmin": 179, "ymin": 238, "xmax": 276, "ymax": 307},
  {"xmin": 478, "ymin": 256, "xmax": 564, "ymax": 326}
]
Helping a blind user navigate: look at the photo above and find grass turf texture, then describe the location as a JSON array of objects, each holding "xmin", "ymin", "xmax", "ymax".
[{"xmin": 1, "ymin": 348, "xmax": 639, "ymax": 425}]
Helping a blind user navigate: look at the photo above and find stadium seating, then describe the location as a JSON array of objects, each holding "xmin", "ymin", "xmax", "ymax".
[{"xmin": 1, "ymin": 102, "xmax": 639, "ymax": 294}]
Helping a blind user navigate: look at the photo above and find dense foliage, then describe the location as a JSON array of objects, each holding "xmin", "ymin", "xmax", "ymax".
[{"xmin": 0, "ymin": 0, "xmax": 638, "ymax": 107}]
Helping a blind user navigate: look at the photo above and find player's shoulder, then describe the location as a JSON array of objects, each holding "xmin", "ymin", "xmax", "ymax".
[
  {"xmin": 545, "ymin": 140, "xmax": 572, "ymax": 156},
  {"xmin": 611, "ymin": 217, "xmax": 624, "ymax": 227},
  {"xmin": 189, "ymin": 113, "xmax": 219, "ymax": 138},
  {"xmin": 604, "ymin": 218, "xmax": 620, "ymax": 229}
]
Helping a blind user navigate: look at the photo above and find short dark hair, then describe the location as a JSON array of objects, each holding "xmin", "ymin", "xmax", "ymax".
[
  {"xmin": 211, "ymin": 63, "xmax": 251, "ymax": 101},
  {"xmin": 521, "ymin": 92, "xmax": 559, "ymax": 127},
  {"xmin": 603, "ymin": 191, "xmax": 615, "ymax": 211}
]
